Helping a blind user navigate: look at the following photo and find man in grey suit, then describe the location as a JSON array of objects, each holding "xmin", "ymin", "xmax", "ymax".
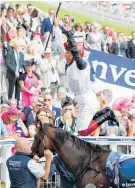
[{"xmin": 5, "ymin": 42, "xmax": 25, "ymax": 108}]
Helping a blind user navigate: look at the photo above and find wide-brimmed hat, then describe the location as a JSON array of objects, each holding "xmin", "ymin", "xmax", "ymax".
[
  {"xmin": 112, "ymin": 97, "xmax": 132, "ymax": 111},
  {"xmin": 7, "ymin": 107, "xmax": 20, "ymax": 115}
]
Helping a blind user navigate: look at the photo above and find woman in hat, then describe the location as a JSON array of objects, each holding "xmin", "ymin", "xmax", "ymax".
[
  {"xmin": 1, "ymin": 107, "xmax": 28, "ymax": 138},
  {"xmin": 55, "ymin": 97, "xmax": 76, "ymax": 135},
  {"xmin": 24, "ymin": 44, "xmax": 41, "ymax": 75},
  {"xmin": 19, "ymin": 59, "xmax": 41, "ymax": 108}
]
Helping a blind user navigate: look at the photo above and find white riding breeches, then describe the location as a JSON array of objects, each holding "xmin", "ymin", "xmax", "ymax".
[{"xmin": 75, "ymin": 91, "xmax": 99, "ymax": 132}]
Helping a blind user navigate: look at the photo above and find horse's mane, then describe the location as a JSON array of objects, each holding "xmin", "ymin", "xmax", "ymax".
[{"xmin": 54, "ymin": 127, "xmax": 111, "ymax": 153}]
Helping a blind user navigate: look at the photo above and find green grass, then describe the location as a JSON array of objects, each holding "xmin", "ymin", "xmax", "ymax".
[{"xmin": 7, "ymin": 1, "xmax": 134, "ymax": 36}]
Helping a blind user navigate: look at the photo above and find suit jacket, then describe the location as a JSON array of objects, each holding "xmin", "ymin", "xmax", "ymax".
[
  {"xmin": 40, "ymin": 17, "xmax": 52, "ymax": 36},
  {"xmin": 126, "ymin": 40, "xmax": 135, "ymax": 59},
  {"xmin": 5, "ymin": 50, "xmax": 25, "ymax": 80},
  {"xmin": 22, "ymin": 106, "xmax": 34, "ymax": 128},
  {"xmin": 52, "ymin": 106, "xmax": 61, "ymax": 121},
  {"xmin": 111, "ymin": 42, "xmax": 127, "ymax": 58}
]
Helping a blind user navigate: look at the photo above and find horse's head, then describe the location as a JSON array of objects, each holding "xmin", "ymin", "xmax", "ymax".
[{"xmin": 31, "ymin": 123, "xmax": 55, "ymax": 157}]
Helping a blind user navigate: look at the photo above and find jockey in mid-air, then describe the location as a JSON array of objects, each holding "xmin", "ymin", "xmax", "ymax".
[{"xmin": 58, "ymin": 18, "xmax": 119, "ymax": 136}]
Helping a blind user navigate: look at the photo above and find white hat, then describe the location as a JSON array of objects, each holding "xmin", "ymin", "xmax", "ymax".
[{"xmin": 44, "ymin": 48, "xmax": 52, "ymax": 54}]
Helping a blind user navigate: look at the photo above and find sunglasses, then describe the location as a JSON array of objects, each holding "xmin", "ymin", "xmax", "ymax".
[
  {"xmin": 10, "ymin": 113, "xmax": 18, "ymax": 116},
  {"xmin": 44, "ymin": 99, "xmax": 51, "ymax": 102}
]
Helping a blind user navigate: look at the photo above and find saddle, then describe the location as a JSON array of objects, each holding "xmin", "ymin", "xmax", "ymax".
[{"xmin": 105, "ymin": 151, "xmax": 135, "ymax": 186}]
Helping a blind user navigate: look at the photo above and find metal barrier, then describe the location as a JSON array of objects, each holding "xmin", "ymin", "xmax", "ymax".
[{"xmin": 0, "ymin": 137, "xmax": 135, "ymax": 188}]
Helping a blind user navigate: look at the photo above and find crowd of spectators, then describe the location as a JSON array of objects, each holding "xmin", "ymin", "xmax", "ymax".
[{"xmin": 0, "ymin": 2, "xmax": 135, "ymax": 141}]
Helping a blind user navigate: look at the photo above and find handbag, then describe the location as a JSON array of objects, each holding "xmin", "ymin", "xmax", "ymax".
[{"xmin": 6, "ymin": 29, "xmax": 16, "ymax": 41}]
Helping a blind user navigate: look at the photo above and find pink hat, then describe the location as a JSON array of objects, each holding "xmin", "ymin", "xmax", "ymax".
[
  {"xmin": 112, "ymin": 97, "xmax": 132, "ymax": 111},
  {"xmin": 7, "ymin": 107, "xmax": 19, "ymax": 115}
]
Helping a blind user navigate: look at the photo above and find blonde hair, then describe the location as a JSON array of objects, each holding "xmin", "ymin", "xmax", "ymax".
[{"xmin": 27, "ymin": 45, "xmax": 35, "ymax": 55}]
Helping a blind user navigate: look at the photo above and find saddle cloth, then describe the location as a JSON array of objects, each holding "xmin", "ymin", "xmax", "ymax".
[{"xmin": 105, "ymin": 151, "xmax": 135, "ymax": 185}]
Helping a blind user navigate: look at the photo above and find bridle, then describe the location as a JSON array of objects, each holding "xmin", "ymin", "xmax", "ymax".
[{"xmin": 33, "ymin": 126, "xmax": 107, "ymax": 187}]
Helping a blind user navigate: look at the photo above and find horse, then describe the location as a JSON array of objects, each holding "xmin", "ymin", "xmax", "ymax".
[{"xmin": 32, "ymin": 124, "xmax": 135, "ymax": 188}]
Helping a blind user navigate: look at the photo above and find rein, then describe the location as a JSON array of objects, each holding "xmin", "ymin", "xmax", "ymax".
[
  {"xmin": 74, "ymin": 147, "xmax": 106, "ymax": 184},
  {"xmin": 37, "ymin": 127, "xmax": 107, "ymax": 187}
]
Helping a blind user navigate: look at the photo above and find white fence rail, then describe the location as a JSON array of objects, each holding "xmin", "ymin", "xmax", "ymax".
[{"xmin": 1, "ymin": 137, "xmax": 135, "ymax": 188}]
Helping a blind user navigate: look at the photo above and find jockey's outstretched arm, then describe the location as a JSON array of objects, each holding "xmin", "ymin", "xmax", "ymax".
[
  {"xmin": 79, "ymin": 109, "xmax": 119, "ymax": 136},
  {"xmin": 65, "ymin": 30, "xmax": 87, "ymax": 70}
]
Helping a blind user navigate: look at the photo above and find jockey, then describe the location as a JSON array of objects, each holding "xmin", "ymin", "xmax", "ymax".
[{"xmin": 62, "ymin": 20, "xmax": 118, "ymax": 136}]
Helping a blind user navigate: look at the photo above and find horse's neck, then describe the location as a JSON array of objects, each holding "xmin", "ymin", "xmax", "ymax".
[{"xmin": 52, "ymin": 137, "xmax": 90, "ymax": 177}]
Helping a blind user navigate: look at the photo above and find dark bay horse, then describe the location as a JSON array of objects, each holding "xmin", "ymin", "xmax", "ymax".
[{"xmin": 32, "ymin": 124, "xmax": 112, "ymax": 188}]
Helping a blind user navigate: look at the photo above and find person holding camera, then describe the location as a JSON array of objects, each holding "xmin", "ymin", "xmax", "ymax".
[
  {"xmin": 55, "ymin": 97, "xmax": 76, "ymax": 135},
  {"xmin": 19, "ymin": 60, "xmax": 41, "ymax": 108}
]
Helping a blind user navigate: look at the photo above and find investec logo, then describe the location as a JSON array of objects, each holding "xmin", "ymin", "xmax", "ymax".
[
  {"xmin": 92, "ymin": 60, "xmax": 135, "ymax": 87},
  {"xmin": 122, "ymin": 183, "xmax": 135, "ymax": 187}
]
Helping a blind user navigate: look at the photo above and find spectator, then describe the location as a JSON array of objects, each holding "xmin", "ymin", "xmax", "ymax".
[
  {"xmin": 13, "ymin": 26, "xmax": 30, "ymax": 52},
  {"xmin": 86, "ymin": 22, "xmax": 107, "ymax": 52},
  {"xmin": 2, "ymin": 107, "xmax": 28, "ymax": 138},
  {"xmin": 24, "ymin": 44, "xmax": 41, "ymax": 75},
  {"xmin": 109, "ymin": 32, "xmax": 127, "ymax": 57},
  {"xmin": 126, "ymin": 31, "xmax": 135, "ymax": 60},
  {"xmin": 5, "ymin": 41, "xmax": 25, "ymax": 108},
  {"xmin": 74, "ymin": 23, "xmax": 86, "ymax": 46},
  {"xmin": 55, "ymin": 97, "xmax": 76, "ymax": 135},
  {"xmin": 43, "ymin": 92, "xmax": 61, "ymax": 122},
  {"xmin": 0, "ymin": 7, "xmax": 10, "ymax": 39},
  {"xmin": 30, "ymin": 33, "xmax": 44, "ymax": 57},
  {"xmin": 22, "ymin": 97, "xmax": 42, "ymax": 130},
  {"xmin": 102, "ymin": 25, "xmax": 109, "ymax": 41},
  {"xmin": 23, "ymin": 4, "xmax": 33, "ymax": 38},
  {"xmin": 28, "ymin": 107, "xmax": 53, "ymax": 138},
  {"xmin": 39, "ymin": 48, "xmax": 60, "ymax": 91},
  {"xmin": 19, "ymin": 60, "xmax": 41, "ymax": 108},
  {"xmin": 0, "ymin": 103, "xmax": 10, "ymax": 115},
  {"xmin": 6, "ymin": 6, "xmax": 16, "ymax": 29},
  {"xmin": 24, "ymin": 44, "xmax": 36, "ymax": 60},
  {"xmin": 41, "ymin": 9, "xmax": 55, "ymax": 46},
  {"xmin": 31, "ymin": 9, "xmax": 41, "ymax": 34},
  {"xmin": 127, "ymin": 113, "xmax": 135, "ymax": 137},
  {"xmin": 8, "ymin": 98, "xmax": 17, "ymax": 108},
  {"xmin": 131, "ymin": 94, "xmax": 135, "ymax": 108},
  {"xmin": 0, "ymin": 36, "xmax": 8, "ymax": 100},
  {"xmin": 84, "ymin": 21, "xmax": 91, "ymax": 40},
  {"xmin": 54, "ymin": 85, "xmax": 67, "ymax": 108},
  {"xmin": 6, "ymin": 138, "xmax": 53, "ymax": 188},
  {"xmin": 0, "ymin": 103, "xmax": 9, "ymax": 137},
  {"xmin": 0, "ymin": 118, "xmax": 8, "ymax": 136}
]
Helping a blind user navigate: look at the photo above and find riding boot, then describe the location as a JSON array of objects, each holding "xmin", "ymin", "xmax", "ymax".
[
  {"xmin": 79, "ymin": 110, "xmax": 119, "ymax": 136},
  {"xmin": 92, "ymin": 107, "xmax": 110, "ymax": 120}
]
